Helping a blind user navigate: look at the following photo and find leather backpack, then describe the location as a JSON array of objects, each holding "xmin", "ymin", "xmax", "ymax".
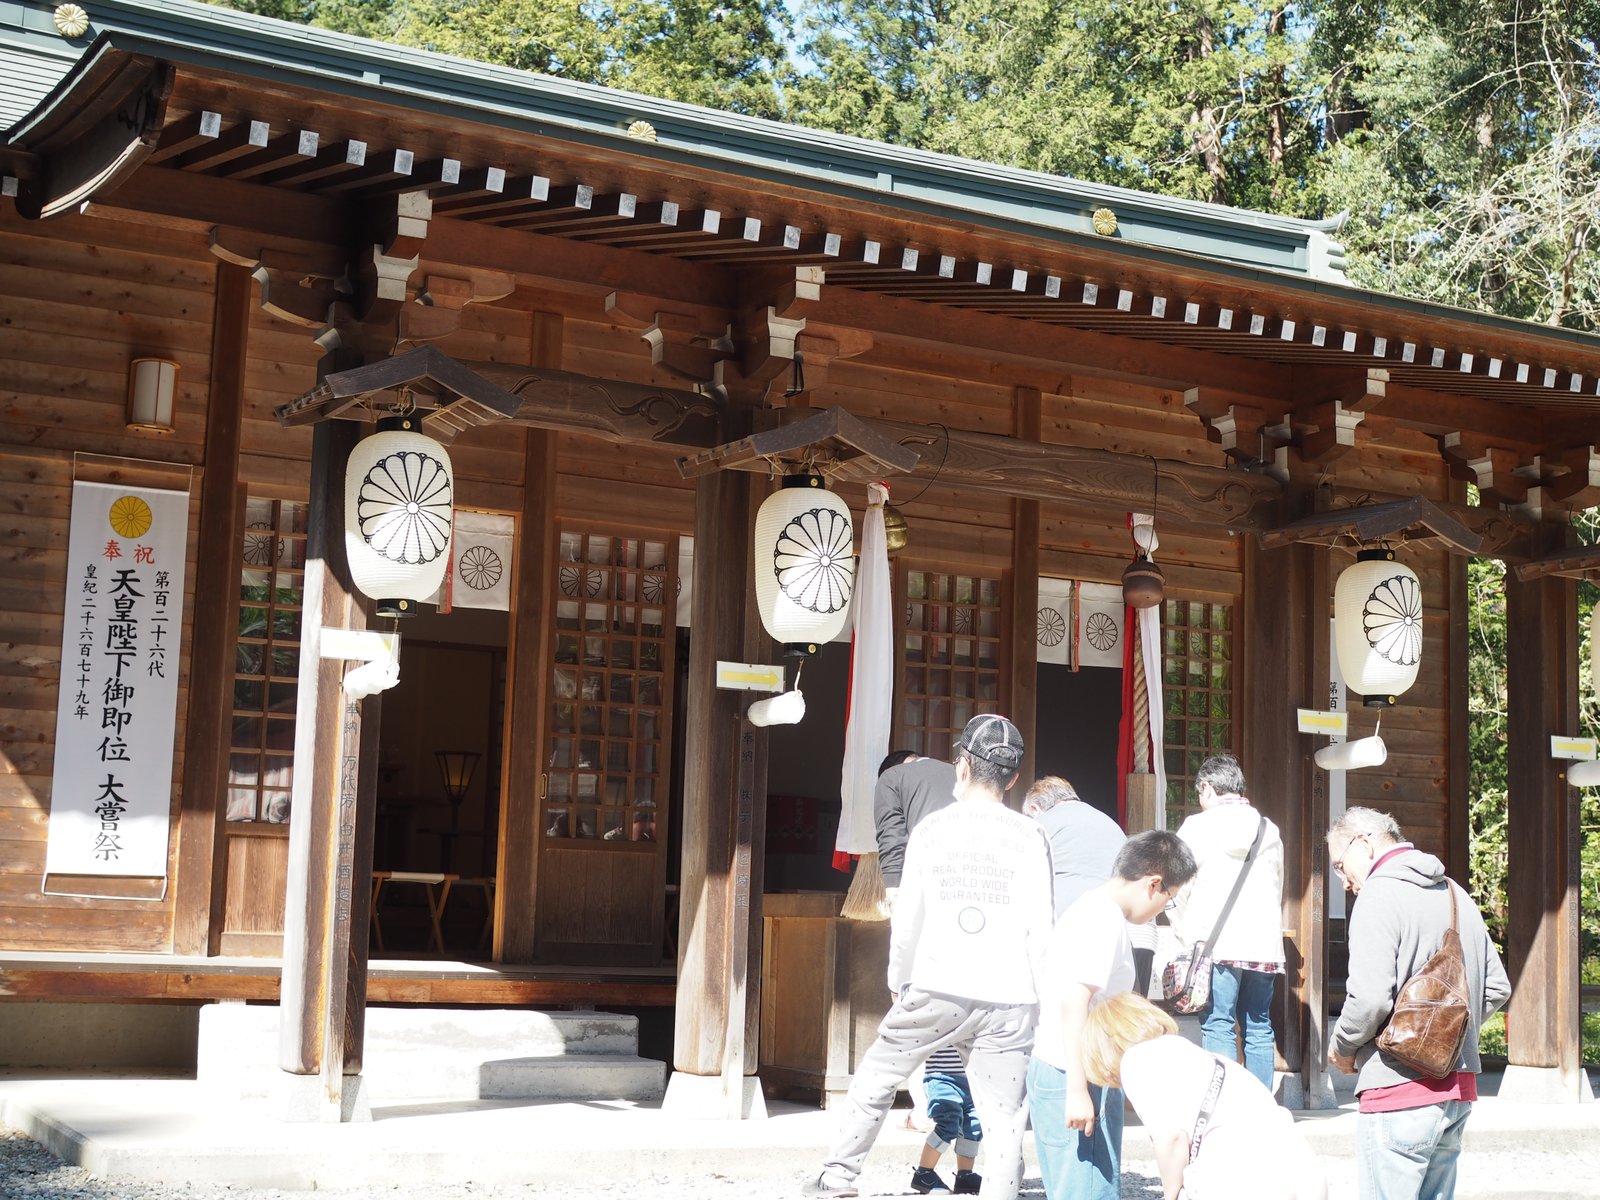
[{"xmin": 1376, "ymin": 882, "xmax": 1471, "ymax": 1079}]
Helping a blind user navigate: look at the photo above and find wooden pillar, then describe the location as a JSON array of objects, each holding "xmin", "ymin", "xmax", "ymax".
[
  {"xmin": 1009, "ymin": 386, "xmax": 1041, "ymax": 790},
  {"xmin": 671, "ymin": 460, "xmax": 762, "ymax": 1103},
  {"xmin": 1241, "ymin": 534, "xmax": 1321, "ymax": 1096},
  {"xmin": 1446, "ymin": 479, "xmax": 1472, "ymax": 880},
  {"xmin": 172, "ymin": 261, "xmax": 251, "ymax": 955},
  {"xmin": 1504, "ymin": 568, "xmax": 1584, "ymax": 1095},
  {"xmin": 277, "ymin": 417, "xmax": 375, "ymax": 1119},
  {"xmin": 497, "ymin": 311, "xmax": 561, "ymax": 963}
]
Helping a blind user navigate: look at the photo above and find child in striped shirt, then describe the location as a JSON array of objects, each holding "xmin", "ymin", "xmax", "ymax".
[{"xmin": 911, "ymin": 1045, "xmax": 982, "ymax": 1195}]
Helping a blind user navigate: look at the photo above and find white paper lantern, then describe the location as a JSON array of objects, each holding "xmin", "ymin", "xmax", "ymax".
[
  {"xmin": 1334, "ymin": 549, "xmax": 1422, "ymax": 707},
  {"xmin": 754, "ymin": 474, "xmax": 855, "ymax": 655},
  {"xmin": 344, "ymin": 414, "xmax": 454, "ymax": 617}
]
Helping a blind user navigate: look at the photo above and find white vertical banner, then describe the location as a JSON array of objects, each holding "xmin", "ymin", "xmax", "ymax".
[
  {"xmin": 675, "ymin": 535, "xmax": 694, "ymax": 628},
  {"xmin": 837, "ymin": 484, "xmax": 892, "ymax": 858},
  {"xmin": 436, "ymin": 510, "xmax": 513, "ymax": 611},
  {"xmin": 1328, "ymin": 616, "xmax": 1348, "ymax": 919},
  {"xmin": 46, "ymin": 481, "xmax": 190, "ymax": 879},
  {"xmin": 1076, "ymin": 581, "xmax": 1124, "ymax": 669},
  {"xmin": 1036, "ymin": 576, "xmax": 1073, "ymax": 665}
]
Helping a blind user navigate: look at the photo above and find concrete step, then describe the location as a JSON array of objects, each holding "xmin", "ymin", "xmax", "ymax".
[
  {"xmin": 480, "ymin": 1053, "xmax": 665, "ymax": 1101},
  {"xmin": 197, "ymin": 1004, "xmax": 663, "ymax": 1102}
]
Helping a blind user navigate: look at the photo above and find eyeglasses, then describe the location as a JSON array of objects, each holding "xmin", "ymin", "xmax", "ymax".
[{"xmin": 1332, "ymin": 834, "xmax": 1368, "ymax": 880}]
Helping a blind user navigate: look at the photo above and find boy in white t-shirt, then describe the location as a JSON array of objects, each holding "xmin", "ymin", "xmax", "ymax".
[{"xmin": 1026, "ymin": 831, "xmax": 1197, "ymax": 1200}]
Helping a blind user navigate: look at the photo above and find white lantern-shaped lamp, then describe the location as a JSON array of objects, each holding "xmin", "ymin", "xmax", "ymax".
[
  {"xmin": 754, "ymin": 474, "xmax": 855, "ymax": 656},
  {"xmin": 344, "ymin": 413, "xmax": 454, "ymax": 618},
  {"xmin": 1334, "ymin": 548, "xmax": 1423, "ymax": 707}
]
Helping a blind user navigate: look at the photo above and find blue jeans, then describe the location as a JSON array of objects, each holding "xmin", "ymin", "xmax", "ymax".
[
  {"xmin": 1356, "ymin": 1099, "xmax": 1471, "ymax": 1200},
  {"xmin": 925, "ymin": 1068, "xmax": 982, "ymax": 1156},
  {"xmin": 1202, "ymin": 964, "xmax": 1276, "ymax": 1091},
  {"xmin": 1025, "ymin": 1055, "xmax": 1122, "ymax": 1200}
]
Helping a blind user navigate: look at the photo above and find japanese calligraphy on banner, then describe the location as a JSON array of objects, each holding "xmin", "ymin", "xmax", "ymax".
[{"xmin": 46, "ymin": 481, "xmax": 190, "ymax": 878}]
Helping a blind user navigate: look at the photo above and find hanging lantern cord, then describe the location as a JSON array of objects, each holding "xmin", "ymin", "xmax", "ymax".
[{"xmin": 1149, "ymin": 454, "xmax": 1159, "ymax": 526}]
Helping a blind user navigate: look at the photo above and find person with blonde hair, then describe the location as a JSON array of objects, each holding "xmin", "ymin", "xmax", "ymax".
[{"xmin": 1083, "ymin": 993, "xmax": 1326, "ymax": 1200}]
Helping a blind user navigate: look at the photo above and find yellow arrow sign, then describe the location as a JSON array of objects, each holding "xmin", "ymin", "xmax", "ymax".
[
  {"xmin": 716, "ymin": 661, "xmax": 784, "ymax": 693},
  {"xmin": 1297, "ymin": 709, "xmax": 1348, "ymax": 735}
]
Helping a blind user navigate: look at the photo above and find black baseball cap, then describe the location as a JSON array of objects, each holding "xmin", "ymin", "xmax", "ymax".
[{"xmin": 954, "ymin": 714, "xmax": 1024, "ymax": 770}]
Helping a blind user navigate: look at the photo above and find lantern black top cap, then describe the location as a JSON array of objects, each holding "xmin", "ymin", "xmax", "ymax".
[
  {"xmin": 375, "ymin": 412, "xmax": 422, "ymax": 434},
  {"xmin": 780, "ymin": 473, "xmax": 827, "ymax": 490},
  {"xmin": 1356, "ymin": 546, "xmax": 1397, "ymax": 562},
  {"xmin": 954, "ymin": 713, "xmax": 1025, "ymax": 770}
]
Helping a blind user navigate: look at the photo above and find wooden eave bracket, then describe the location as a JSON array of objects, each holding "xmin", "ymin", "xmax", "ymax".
[
  {"xmin": 1257, "ymin": 495, "xmax": 1484, "ymax": 555},
  {"xmin": 1512, "ymin": 543, "xmax": 1600, "ymax": 583},
  {"xmin": 605, "ymin": 292, "xmax": 734, "ymax": 385},
  {"xmin": 273, "ymin": 345, "xmax": 521, "ymax": 430},
  {"xmin": 677, "ymin": 405, "xmax": 921, "ymax": 482},
  {"xmin": 6, "ymin": 51, "xmax": 173, "ymax": 221}
]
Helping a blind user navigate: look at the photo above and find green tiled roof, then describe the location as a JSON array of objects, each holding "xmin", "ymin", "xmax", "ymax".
[{"xmin": 0, "ymin": 0, "xmax": 1349, "ymax": 282}]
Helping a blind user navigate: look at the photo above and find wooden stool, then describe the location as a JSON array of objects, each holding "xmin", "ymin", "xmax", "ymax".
[{"xmin": 370, "ymin": 870, "xmax": 458, "ymax": 954}]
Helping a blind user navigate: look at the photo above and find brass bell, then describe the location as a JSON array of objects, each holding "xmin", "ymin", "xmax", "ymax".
[
  {"xmin": 883, "ymin": 503, "xmax": 910, "ymax": 554},
  {"xmin": 1121, "ymin": 554, "xmax": 1165, "ymax": 609}
]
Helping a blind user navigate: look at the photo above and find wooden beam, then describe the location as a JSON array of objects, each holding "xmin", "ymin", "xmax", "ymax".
[
  {"xmin": 1512, "ymin": 543, "xmax": 1600, "ymax": 583},
  {"xmin": 677, "ymin": 405, "xmax": 922, "ymax": 481},
  {"xmin": 277, "ymin": 419, "xmax": 370, "ymax": 1115},
  {"xmin": 1241, "ymin": 528, "xmax": 1318, "ymax": 1089},
  {"xmin": 172, "ymin": 262, "xmax": 251, "ymax": 956},
  {"xmin": 10, "ymin": 54, "xmax": 173, "ymax": 221},
  {"xmin": 1504, "ymin": 567, "xmax": 1585, "ymax": 1095},
  {"xmin": 674, "ymin": 431, "xmax": 755, "ymax": 1078},
  {"xmin": 1256, "ymin": 495, "xmax": 1484, "ymax": 555},
  {"xmin": 497, "ymin": 314, "xmax": 563, "ymax": 962}
]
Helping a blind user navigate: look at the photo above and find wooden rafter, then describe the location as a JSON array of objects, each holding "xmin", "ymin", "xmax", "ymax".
[
  {"xmin": 1257, "ymin": 494, "xmax": 1484, "ymax": 555},
  {"xmin": 1512, "ymin": 545, "xmax": 1600, "ymax": 583},
  {"xmin": 676, "ymin": 405, "xmax": 921, "ymax": 482}
]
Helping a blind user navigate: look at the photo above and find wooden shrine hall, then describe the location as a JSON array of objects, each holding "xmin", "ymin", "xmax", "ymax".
[{"xmin": 1, "ymin": 0, "xmax": 1596, "ymax": 1115}]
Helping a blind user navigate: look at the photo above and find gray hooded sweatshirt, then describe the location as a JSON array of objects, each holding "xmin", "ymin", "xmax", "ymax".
[{"xmin": 1333, "ymin": 846, "xmax": 1511, "ymax": 1095}]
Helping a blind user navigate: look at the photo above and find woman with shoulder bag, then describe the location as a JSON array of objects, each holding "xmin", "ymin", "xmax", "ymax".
[{"xmin": 1169, "ymin": 753, "xmax": 1286, "ymax": 1091}]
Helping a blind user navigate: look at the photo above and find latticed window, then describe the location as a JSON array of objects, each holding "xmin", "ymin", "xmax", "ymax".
[
  {"xmin": 544, "ymin": 528, "xmax": 674, "ymax": 847},
  {"xmin": 898, "ymin": 568, "xmax": 1004, "ymax": 757},
  {"xmin": 228, "ymin": 498, "xmax": 307, "ymax": 823},
  {"xmin": 1162, "ymin": 599, "xmax": 1235, "ymax": 827}
]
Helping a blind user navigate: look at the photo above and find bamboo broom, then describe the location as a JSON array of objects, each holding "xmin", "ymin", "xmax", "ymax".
[{"xmin": 840, "ymin": 850, "xmax": 890, "ymax": 921}]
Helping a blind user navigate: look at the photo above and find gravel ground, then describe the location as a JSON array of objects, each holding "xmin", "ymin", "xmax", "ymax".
[{"xmin": 6, "ymin": 1124, "xmax": 1598, "ymax": 1199}]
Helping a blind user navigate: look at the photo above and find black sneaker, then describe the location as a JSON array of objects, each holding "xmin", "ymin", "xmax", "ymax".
[
  {"xmin": 911, "ymin": 1166, "xmax": 952, "ymax": 1194},
  {"xmin": 953, "ymin": 1169, "xmax": 982, "ymax": 1195},
  {"xmin": 804, "ymin": 1173, "xmax": 859, "ymax": 1198}
]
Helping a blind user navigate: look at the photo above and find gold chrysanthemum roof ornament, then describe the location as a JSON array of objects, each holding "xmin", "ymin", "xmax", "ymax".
[
  {"xmin": 626, "ymin": 120, "xmax": 658, "ymax": 142},
  {"xmin": 53, "ymin": 4, "xmax": 90, "ymax": 38},
  {"xmin": 1091, "ymin": 207, "xmax": 1118, "ymax": 236}
]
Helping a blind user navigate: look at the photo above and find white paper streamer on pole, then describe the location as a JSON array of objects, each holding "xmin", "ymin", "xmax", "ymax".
[
  {"xmin": 1037, "ymin": 577, "xmax": 1073, "ymax": 665},
  {"xmin": 46, "ymin": 480, "xmax": 190, "ymax": 879},
  {"xmin": 675, "ymin": 535, "xmax": 694, "ymax": 628},
  {"xmin": 1077, "ymin": 581, "xmax": 1125, "ymax": 669},
  {"xmin": 836, "ymin": 484, "xmax": 892, "ymax": 859}
]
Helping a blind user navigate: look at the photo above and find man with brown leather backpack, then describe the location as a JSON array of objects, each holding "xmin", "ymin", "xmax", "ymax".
[{"xmin": 1325, "ymin": 807, "xmax": 1511, "ymax": 1200}]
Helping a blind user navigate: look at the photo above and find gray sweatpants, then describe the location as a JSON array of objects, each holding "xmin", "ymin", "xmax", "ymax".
[{"xmin": 821, "ymin": 986, "xmax": 1036, "ymax": 1199}]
